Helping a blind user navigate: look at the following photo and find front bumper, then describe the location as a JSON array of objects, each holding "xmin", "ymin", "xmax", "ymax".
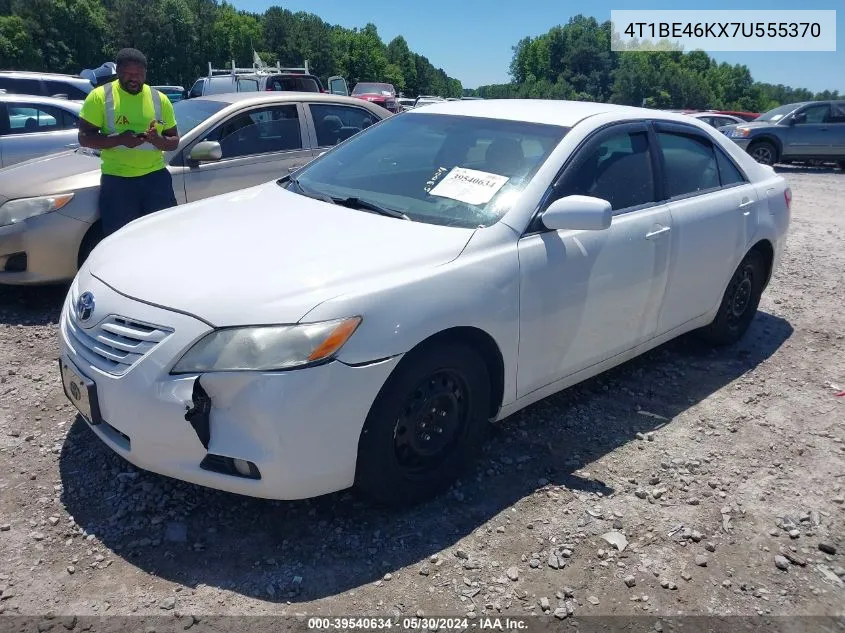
[
  {"xmin": 729, "ymin": 138, "xmax": 752, "ymax": 150},
  {"xmin": 0, "ymin": 211, "xmax": 89, "ymax": 285},
  {"xmin": 58, "ymin": 272, "xmax": 402, "ymax": 500}
]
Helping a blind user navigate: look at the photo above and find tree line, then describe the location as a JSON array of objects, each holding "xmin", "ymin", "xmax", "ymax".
[
  {"xmin": 0, "ymin": 3, "xmax": 838, "ymax": 110},
  {"xmin": 0, "ymin": 0, "xmax": 463, "ymax": 98},
  {"xmin": 467, "ymin": 15, "xmax": 839, "ymax": 112}
]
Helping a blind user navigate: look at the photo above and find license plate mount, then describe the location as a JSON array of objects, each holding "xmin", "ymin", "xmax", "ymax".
[{"xmin": 59, "ymin": 358, "xmax": 103, "ymax": 426}]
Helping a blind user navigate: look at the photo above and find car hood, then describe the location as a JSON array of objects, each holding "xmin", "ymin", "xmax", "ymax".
[
  {"xmin": 720, "ymin": 120, "xmax": 774, "ymax": 132},
  {"xmin": 0, "ymin": 149, "xmax": 101, "ymax": 201},
  {"xmin": 87, "ymin": 182, "xmax": 476, "ymax": 326}
]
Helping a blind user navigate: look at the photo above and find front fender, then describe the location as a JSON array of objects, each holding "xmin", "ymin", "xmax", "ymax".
[{"xmin": 301, "ymin": 223, "xmax": 521, "ymax": 407}]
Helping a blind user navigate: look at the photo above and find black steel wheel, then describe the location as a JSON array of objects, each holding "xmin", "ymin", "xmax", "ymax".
[
  {"xmin": 355, "ymin": 343, "xmax": 491, "ymax": 507},
  {"xmin": 697, "ymin": 249, "xmax": 767, "ymax": 346}
]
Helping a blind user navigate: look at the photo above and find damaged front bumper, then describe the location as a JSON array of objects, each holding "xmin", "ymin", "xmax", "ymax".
[{"xmin": 58, "ymin": 273, "xmax": 403, "ymax": 500}]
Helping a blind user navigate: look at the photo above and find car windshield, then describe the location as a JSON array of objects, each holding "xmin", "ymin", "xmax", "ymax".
[
  {"xmin": 353, "ymin": 83, "xmax": 393, "ymax": 96},
  {"xmin": 755, "ymin": 103, "xmax": 801, "ymax": 122},
  {"xmin": 172, "ymin": 98, "xmax": 227, "ymax": 134},
  {"xmin": 283, "ymin": 112, "xmax": 567, "ymax": 228}
]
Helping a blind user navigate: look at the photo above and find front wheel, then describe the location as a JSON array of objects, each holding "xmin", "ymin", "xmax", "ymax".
[
  {"xmin": 697, "ymin": 250, "xmax": 767, "ymax": 346},
  {"xmin": 747, "ymin": 141, "xmax": 777, "ymax": 166},
  {"xmin": 354, "ymin": 343, "xmax": 491, "ymax": 507}
]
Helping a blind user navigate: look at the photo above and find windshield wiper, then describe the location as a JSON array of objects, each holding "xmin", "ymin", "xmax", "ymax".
[
  {"xmin": 283, "ymin": 177, "xmax": 411, "ymax": 221},
  {"xmin": 286, "ymin": 176, "xmax": 335, "ymax": 205},
  {"xmin": 332, "ymin": 196, "xmax": 411, "ymax": 221}
]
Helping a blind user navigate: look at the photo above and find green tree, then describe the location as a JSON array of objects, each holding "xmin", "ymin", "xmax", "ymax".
[{"xmin": 0, "ymin": 15, "xmax": 40, "ymax": 68}]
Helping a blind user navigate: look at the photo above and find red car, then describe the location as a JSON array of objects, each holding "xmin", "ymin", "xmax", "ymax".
[
  {"xmin": 710, "ymin": 110, "xmax": 760, "ymax": 121},
  {"xmin": 350, "ymin": 82, "xmax": 400, "ymax": 113}
]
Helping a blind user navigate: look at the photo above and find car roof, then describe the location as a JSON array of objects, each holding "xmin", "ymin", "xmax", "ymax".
[
  {"xmin": 190, "ymin": 92, "xmax": 382, "ymax": 107},
  {"xmin": 404, "ymin": 98, "xmax": 653, "ymax": 127},
  {"xmin": 0, "ymin": 93, "xmax": 83, "ymax": 110},
  {"xmin": 0, "ymin": 70, "xmax": 91, "ymax": 85}
]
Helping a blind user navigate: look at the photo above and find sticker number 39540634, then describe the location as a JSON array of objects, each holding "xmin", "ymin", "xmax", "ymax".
[{"xmin": 428, "ymin": 167, "xmax": 509, "ymax": 206}]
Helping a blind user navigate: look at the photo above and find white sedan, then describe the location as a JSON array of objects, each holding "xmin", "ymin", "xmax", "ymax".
[{"xmin": 58, "ymin": 99, "xmax": 791, "ymax": 507}]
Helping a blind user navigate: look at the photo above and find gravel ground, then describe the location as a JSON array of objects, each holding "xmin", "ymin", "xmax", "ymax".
[{"xmin": 0, "ymin": 166, "xmax": 843, "ymax": 620}]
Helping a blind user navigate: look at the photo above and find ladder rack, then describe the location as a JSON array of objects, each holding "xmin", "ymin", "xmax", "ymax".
[{"xmin": 207, "ymin": 60, "xmax": 310, "ymax": 78}]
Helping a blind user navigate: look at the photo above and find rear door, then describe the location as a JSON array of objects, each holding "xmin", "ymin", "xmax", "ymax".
[
  {"xmin": 653, "ymin": 121, "xmax": 757, "ymax": 334},
  {"xmin": 302, "ymin": 102, "xmax": 381, "ymax": 151},
  {"xmin": 183, "ymin": 102, "xmax": 315, "ymax": 201},
  {"xmin": 826, "ymin": 102, "xmax": 845, "ymax": 159},
  {"xmin": 0, "ymin": 102, "xmax": 79, "ymax": 166}
]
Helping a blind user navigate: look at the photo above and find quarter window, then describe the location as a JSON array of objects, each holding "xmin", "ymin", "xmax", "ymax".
[
  {"xmin": 559, "ymin": 129, "xmax": 656, "ymax": 211},
  {"xmin": 714, "ymin": 146, "xmax": 746, "ymax": 187},
  {"xmin": 208, "ymin": 104, "xmax": 303, "ymax": 158},
  {"xmin": 657, "ymin": 131, "xmax": 720, "ymax": 198},
  {"xmin": 309, "ymin": 104, "xmax": 379, "ymax": 147}
]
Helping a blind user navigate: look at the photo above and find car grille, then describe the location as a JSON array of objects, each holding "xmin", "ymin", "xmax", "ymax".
[{"xmin": 65, "ymin": 310, "xmax": 172, "ymax": 376}]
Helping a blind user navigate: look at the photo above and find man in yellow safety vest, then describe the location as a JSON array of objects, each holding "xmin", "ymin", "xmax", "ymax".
[{"xmin": 78, "ymin": 48, "xmax": 180, "ymax": 237}]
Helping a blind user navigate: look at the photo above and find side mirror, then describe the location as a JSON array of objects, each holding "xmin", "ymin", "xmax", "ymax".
[
  {"xmin": 541, "ymin": 195, "xmax": 612, "ymax": 231},
  {"xmin": 789, "ymin": 113, "xmax": 805, "ymax": 126},
  {"xmin": 189, "ymin": 140, "xmax": 222, "ymax": 162}
]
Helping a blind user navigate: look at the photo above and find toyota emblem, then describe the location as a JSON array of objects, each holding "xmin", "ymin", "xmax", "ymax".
[{"xmin": 76, "ymin": 291, "xmax": 95, "ymax": 324}]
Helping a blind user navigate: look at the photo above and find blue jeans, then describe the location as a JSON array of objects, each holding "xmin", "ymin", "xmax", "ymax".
[{"xmin": 99, "ymin": 168, "xmax": 178, "ymax": 237}]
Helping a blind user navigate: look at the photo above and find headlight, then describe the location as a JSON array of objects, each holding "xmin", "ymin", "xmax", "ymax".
[
  {"xmin": 171, "ymin": 317, "xmax": 362, "ymax": 374},
  {"xmin": 732, "ymin": 128, "xmax": 751, "ymax": 138},
  {"xmin": 0, "ymin": 193, "xmax": 74, "ymax": 228}
]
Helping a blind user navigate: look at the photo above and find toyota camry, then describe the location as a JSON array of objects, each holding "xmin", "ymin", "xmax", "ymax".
[{"xmin": 58, "ymin": 99, "xmax": 791, "ymax": 507}]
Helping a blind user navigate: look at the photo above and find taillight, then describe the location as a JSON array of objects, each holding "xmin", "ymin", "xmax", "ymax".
[{"xmin": 784, "ymin": 188, "xmax": 792, "ymax": 210}]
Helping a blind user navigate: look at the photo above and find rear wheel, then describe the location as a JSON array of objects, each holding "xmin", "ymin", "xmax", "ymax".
[
  {"xmin": 697, "ymin": 250, "xmax": 767, "ymax": 346},
  {"xmin": 354, "ymin": 343, "xmax": 491, "ymax": 507},
  {"xmin": 747, "ymin": 141, "xmax": 777, "ymax": 166}
]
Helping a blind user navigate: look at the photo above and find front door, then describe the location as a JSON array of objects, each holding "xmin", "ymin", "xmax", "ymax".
[
  {"xmin": 327, "ymin": 76, "xmax": 349, "ymax": 96},
  {"xmin": 516, "ymin": 123, "xmax": 672, "ymax": 397},
  {"xmin": 183, "ymin": 103, "xmax": 315, "ymax": 201},
  {"xmin": 782, "ymin": 103, "xmax": 831, "ymax": 158}
]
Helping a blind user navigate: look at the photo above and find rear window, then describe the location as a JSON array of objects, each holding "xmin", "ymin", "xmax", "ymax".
[
  {"xmin": 206, "ymin": 77, "xmax": 237, "ymax": 95},
  {"xmin": 266, "ymin": 75, "xmax": 321, "ymax": 93}
]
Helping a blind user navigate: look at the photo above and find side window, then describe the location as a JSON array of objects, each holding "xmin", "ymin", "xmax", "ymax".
[
  {"xmin": 6, "ymin": 104, "xmax": 71, "ymax": 133},
  {"xmin": 237, "ymin": 78, "xmax": 259, "ymax": 92},
  {"xmin": 296, "ymin": 77, "xmax": 320, "ymax": 92},
  {"xmin": 188, "ymin": 80, "xmax": 204, "ymax": 98},
  {"xmin": 309, "ymin": 103, "xmax": 378, "ymax": 147},
  {"xmin": 212, "ymin": 104, "xmax": 303, "ymax": 158},
  {"xmin": 796, "ymin": 104, "xmax": 829, "ymax": 124},
  {"xmin": 3, "ymin": 78, "xmax": 43, "ymax": 95},
  {"xmin": 830, "ymin": 103, "xmax": 845, "ymax": 123},
  {"xmin": 558, "ymin": 129, "xmax": 656, "ymax": 211},
  {"xmin": 44, "ymin": 80, "xmax": 88, "ymax": 100},
  {"xmin": 657, "ymin": 131, "xmax": 720, "ymax": 198},
  {"xmin": 714, "ymin": 145, "xmax": 747, "ymax": 187}
]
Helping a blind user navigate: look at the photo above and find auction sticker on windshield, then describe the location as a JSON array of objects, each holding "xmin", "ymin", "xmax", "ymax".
[{"xmin": 429, "ymin": 167, "xmax": 509, "ymax": 206}]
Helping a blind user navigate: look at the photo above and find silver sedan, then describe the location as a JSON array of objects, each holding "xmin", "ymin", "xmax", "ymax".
[{"xmin": 0, "ymin": 92, "xmax": 391, "ymax": 284}]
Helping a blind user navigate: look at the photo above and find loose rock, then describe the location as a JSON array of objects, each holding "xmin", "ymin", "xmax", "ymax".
[
  {"xmin": 506, "ymin": 566, "xmax": 519, "ymax": 581},
  {"xmin": 774, "ymin": 555, "xmax": 790, "ymax": 571},
  {"xmin": 624, "ymin": 575, "xmax": 636, "ymax": 588},
  {"xmin": 695, "ymin": 555, "xmax": 708, "ymax": 567},
  {"xmin": 818, "ymin": 543, "xmax": 836, "ymax": 555}
]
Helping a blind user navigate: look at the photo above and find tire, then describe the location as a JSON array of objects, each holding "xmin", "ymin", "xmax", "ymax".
[
  {"xmin": 697, "ymin": 250, "xmax": 767, "ymax": 346},
  {"xmin": 354, "ymin": 343, "xmax": 491, "ymax": 507},
  {"xmin": 747, "ymin": 141, "xmax": 777, "ymax": 166},
  {"xmin": 77, "ymin": 222, "xmax": 103, "ymax": 269}
]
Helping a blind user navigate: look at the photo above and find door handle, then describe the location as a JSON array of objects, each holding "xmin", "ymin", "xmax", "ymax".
[
  {"xmin": 288, "ymin": 165, "xmax": 302, "ymax": 172},
  {"xmin": 645, "ymin": 225, "xmax": 671, "ymax": 240},
  {"xmin": 65, "ymin": 143, "xmax": 79, "ymax": 148},
  {"xmin": 739, "ymin": 199, "xmax": 754, "ymax": 216}
]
